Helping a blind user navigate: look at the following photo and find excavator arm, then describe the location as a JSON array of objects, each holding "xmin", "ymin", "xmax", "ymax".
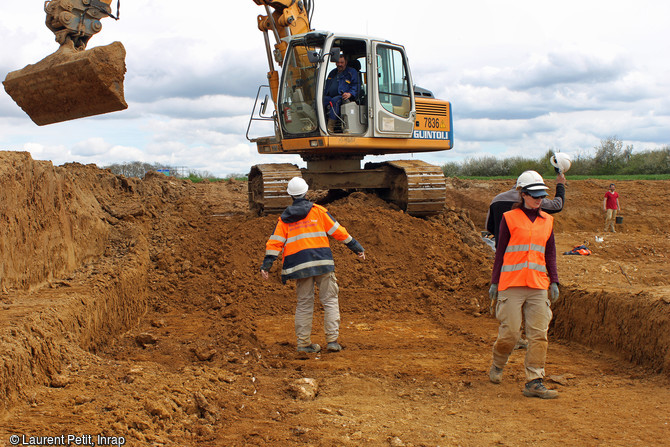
[
  {"xmin": 45, "ymin": 0, "xmax": 119, "ymax": 50},
  {"xmin": 253, "ymin": 0, "xmax": 313, "ymax": 106}
]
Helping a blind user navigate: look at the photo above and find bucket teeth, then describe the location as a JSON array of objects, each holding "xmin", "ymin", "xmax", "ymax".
[{"xmin": 3, "ymin": 41, "xmax": 127, "ymax": 126}]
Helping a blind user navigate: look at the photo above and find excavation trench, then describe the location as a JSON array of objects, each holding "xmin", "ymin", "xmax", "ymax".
[
  {"xmin": 1, "ymin": 154, "xmax": 669, "ymax": 446},
  {"xmin": 552, "ymin": 286, "xmax": 670, "ymax": 374}
]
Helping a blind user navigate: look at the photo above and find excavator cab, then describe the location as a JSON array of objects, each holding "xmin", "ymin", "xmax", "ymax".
[
  {"xmin": 278, "ymin": 32, "xmax": 415, "ymax": 139},
  {"xmin": 3, "ymin": 0, "xmax": 127, "ymax": 126},
  {"xmin": 274, "ymin": 32, "xmax": 423, "ymax": 142}
]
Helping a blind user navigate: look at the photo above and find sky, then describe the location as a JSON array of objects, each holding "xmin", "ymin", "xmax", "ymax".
[{"xmin": 1, "ymin": 0, "xmax": 669, "ymax": 177}]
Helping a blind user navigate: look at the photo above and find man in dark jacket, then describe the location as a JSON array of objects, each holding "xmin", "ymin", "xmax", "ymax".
[
  {"xmin": 323, "ymin": 54, "xmax": 360, "ymax": 133},
  {"xmin": 260, "ymin": 177, "xmax": 365, "ymax": 353}
]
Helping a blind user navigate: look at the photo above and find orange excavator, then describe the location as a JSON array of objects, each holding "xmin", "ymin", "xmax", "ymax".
[
  {"xmin": 247, "ymin": 0, "xmax": 453, "ymax": 216},
  {"xmin": 3, "ymin": 0, "xmax": 126, "ymax": 126},
  {"xmin": 3, "ymin": 1, "xmax": 453, "ymax": 216}
]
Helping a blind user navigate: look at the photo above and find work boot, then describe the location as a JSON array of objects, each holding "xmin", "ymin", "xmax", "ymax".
[
  {"xmin": 489, "ymin": 365, "xmax": 503, "ymax": 384},
  {"xmin": 523, "ymin": 378, "xmax": 558, "ymax": 399},
  {"xmin": 514, "ymin": 338, "xmax": 529, "ymax": 350},
  {"xmin": 297, "ymin": 343, "xmax": 321, "ymax": 353},
  {"xmin": 327, "ymin": 119, "xmax": 337, "ymax": 133},
  {"xmin": 326, "ymin": 341, "xmax": 342, "ymax": 352}
]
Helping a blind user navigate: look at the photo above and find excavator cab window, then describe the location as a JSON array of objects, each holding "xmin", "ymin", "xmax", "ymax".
[
  {"xmin": 323, "ymin": 38, "xmax": 368, "ymax": 135},
  {"xmin": 376, "ymin": 45, "xmax": 412, "ymax": 118},
  {"xmin": 278, "ymin": 41, "xmax": 321, "ymax": 138}
]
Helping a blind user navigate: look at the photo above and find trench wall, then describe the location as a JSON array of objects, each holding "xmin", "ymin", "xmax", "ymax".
[
  {"xmin": 552, "ymin": 287, "xmax": 670, "ymax": 375},
  {"xmin": 0, "ymin": 152, "xmax": 109, "ymax": 290},
  {"xmin": 0, "ymin": 152, "xmax": 150, "ymax": 408}
]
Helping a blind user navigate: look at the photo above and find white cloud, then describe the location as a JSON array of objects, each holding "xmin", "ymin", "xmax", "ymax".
[{"xmin": 0, "ymin": 0, "xmax": 669, "ymax": 177}]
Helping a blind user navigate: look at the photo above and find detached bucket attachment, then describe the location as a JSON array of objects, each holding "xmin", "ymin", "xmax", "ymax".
[{"xmin": 3, "ymin": 41, "xmax": 127, "ymax": 126}]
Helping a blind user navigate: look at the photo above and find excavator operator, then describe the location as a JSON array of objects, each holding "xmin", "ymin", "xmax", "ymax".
[{"xmin": 323, "ymin": 54, "xmax": 360, "ymax": 133}]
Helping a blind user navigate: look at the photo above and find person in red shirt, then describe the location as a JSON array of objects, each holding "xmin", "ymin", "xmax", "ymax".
[{"xmin": 603, "ymin": 183, "xmax": 621, "ymax": 232}]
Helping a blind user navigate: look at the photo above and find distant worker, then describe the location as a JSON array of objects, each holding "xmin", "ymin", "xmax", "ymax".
[
  {"xmin": 323, "ymin": 54, "xmax": 360, "ymax": 133},
  {"xmin": 488, "ymin": 172, "xmax": 560, "ymax": 399},
  {"xmin": 603, "ymin": 183, "xmax": 621, "ymax": 233},
  {"xmin": 259, "ymin": 177, "xmax": 365, "ymax": 353},
  {"xmin": 485, "ymin": 170, "xmax": 566, "ymax": 248}
]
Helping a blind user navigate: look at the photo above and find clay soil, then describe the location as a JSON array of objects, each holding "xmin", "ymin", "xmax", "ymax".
[{"xmin": 1, "ymin": 151, "xmax": 669, "ymax": 446}]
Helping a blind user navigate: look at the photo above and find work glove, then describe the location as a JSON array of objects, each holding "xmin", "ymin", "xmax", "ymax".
[
  {"xmin": 488, "ymin": 284, "xmax": 498, "ymax": 315},
  {"xmin": 549, "ymin": 283, "xmax": 559, "ymax": 303}
]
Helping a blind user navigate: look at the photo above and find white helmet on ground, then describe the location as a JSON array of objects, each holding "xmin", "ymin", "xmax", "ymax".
[
  {"xmin": 550, "ymin": 153, "xmax": 572, "ymax": 173},
  {"xmin": 286, "ymin": 177, "xmax": 308, "ymax": 196},
  {"xmin": 516, "ymin": 170, "xmax": 549, "ymax": 198}
]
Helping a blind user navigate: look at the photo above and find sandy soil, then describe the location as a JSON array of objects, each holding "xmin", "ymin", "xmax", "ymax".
[{"xmin": 1, "ymin": 152, "xmax": 669, "ymax": 446}]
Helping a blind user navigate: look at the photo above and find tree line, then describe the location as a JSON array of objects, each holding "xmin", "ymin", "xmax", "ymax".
[
  {"xmin": 104, "ymin": 161, "xmax": 228, "ymax": 182},
  {"xmin": 441, "ymin": 137, "xmax": 670, "ymax": 178}
]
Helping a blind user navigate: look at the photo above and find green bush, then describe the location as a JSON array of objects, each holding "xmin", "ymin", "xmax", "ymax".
[{"xmin": 442, "ymin": 138, "xmax": 670, "ymax": 178}]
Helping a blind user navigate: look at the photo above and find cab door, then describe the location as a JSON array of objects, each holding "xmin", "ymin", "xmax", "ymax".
[{"xmin": 371, "ymin": 42, "xmax": 415, "ymax": 137}]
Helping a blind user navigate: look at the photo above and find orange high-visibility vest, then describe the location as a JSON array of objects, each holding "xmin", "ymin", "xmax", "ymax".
[
  {"xmin": 499, "ymin": 208, "xmax": 553, "ymax": 291},
  {"xmin": 265, "ymin": 204, "xmax": 353, "ymax": 281}
]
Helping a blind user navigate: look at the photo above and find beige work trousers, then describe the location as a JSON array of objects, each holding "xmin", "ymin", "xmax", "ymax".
[
  {"xmin": 492, "ymin": 286, "xmax": 553, "ymax": 381},
  {"xmin": 604, "ymin": 209, "xmax": 618, "ymax": 232},
  {"xmin": 295, "ymin": 272, "xmax": 340, "ymax": 348}
]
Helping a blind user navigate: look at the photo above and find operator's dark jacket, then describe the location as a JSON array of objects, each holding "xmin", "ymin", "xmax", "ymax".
[{"xmin": 324, "ymin": 66, "xmax": 360, "ymax": 99}]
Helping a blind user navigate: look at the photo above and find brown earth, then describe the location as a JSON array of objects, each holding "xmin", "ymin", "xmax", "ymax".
[
  {"xmin": 0, "ymin": 151, "xmax": 669, "ymax": 446},
  {"xmin": 3, "ymin": 42, "xmax": 127, "ymax": 125}
]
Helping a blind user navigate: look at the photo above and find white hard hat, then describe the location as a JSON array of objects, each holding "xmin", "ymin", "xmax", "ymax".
[
  {"xmin": 286, "ymin": 177, "xmax": 308, "ymax": 196},
  {"xmin": 516, "ymin": 170, "xmax": 549, "ymax": 196},
  {"xmin": 550, "ymin": 152, "xmax": 571, "ymax": 173}
]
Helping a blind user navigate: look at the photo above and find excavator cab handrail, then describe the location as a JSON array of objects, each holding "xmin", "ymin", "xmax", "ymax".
[{"xmin": 246, "ymin": 85, "xmax": 276, "ymax": 142}]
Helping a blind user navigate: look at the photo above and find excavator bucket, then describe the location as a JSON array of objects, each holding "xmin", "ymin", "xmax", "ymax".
[{"xmin": 3, "ymin": 41, "xmax": 127, "ymax": 126}]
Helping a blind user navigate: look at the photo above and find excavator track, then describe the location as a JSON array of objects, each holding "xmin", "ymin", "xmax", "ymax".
[
  {"xmin": 248, "ymin": 163, "xmax": 302, "ymax": 215},
  {"xmin": 374, "ymin": 160, "xmax": 447, "ymax": 217}
]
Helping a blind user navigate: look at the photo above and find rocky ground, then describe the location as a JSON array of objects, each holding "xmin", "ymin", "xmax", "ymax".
[{"xmin": 0, "ymin": 151, "xmax": 669, "ymax": 446}]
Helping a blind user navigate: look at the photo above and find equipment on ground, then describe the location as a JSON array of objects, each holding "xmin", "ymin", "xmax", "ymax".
[
  {"xmin": 551, "ymin": 153, "xmax": 571, "ymax": 174},
  {"xmin": 247, "ymin": 0, "xmax": 453, "ymax": 216},
  {"xmin": 3, "ymin": 0, "xmax": 126, "ymax": 125}
]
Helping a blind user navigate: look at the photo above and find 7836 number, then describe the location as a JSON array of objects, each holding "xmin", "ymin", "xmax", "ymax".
[{"xmin": 423, "ymin": 117, "xmax": 442, "ymax": 129}]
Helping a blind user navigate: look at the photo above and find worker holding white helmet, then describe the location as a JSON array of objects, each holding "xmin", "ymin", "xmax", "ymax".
[
  {"xmin": 488, "ymin": 171, "xmax": 560, "ymax": 399},
  {"xmin": 260, "ymin": 177, "xmax": 365, "ymax": 354},
  {"xmin": 486, "ymin": 160, "xmax": 568, "ymax": 249}
]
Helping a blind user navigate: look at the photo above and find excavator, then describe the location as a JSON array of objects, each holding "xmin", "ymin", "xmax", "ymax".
[
  {"xmin": 247, "ymin": 0, "xmax": 453, "ymax": 216},
  {"xmin": 3, "ymin": 0, "xmax": 126, "ymax": 126},
  {"xmin": 3, "ymin": 1, "xmax": 452, "ymax": 216}
]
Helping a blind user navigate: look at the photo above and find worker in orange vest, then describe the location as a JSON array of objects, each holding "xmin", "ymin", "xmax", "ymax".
[
  {"xmin": 487, "ymin": 172, "xmax": 560, "ymax": 399},
  {"xmin": 260, "ymin": 177, "xmax": 365, "ymax": 354}
]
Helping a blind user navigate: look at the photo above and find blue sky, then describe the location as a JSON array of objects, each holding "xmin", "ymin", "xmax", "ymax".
[{"xmin": 1, "ymin": 1, "xmax": 669, "ymax": 176}]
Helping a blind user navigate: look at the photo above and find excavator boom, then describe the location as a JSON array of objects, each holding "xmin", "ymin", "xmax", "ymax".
[{"xmin": 3, "ymin": 0, "xmax": 126, "ymax": 125}]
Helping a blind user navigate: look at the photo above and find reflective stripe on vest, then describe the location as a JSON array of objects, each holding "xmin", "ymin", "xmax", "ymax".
[
  {"xmin": 264, "ymin": 204, "xmax": 353, "ymax": 280},
  {"xmin": 499, "ymin": 208, "xmax": 553, "ymax": 291}
]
